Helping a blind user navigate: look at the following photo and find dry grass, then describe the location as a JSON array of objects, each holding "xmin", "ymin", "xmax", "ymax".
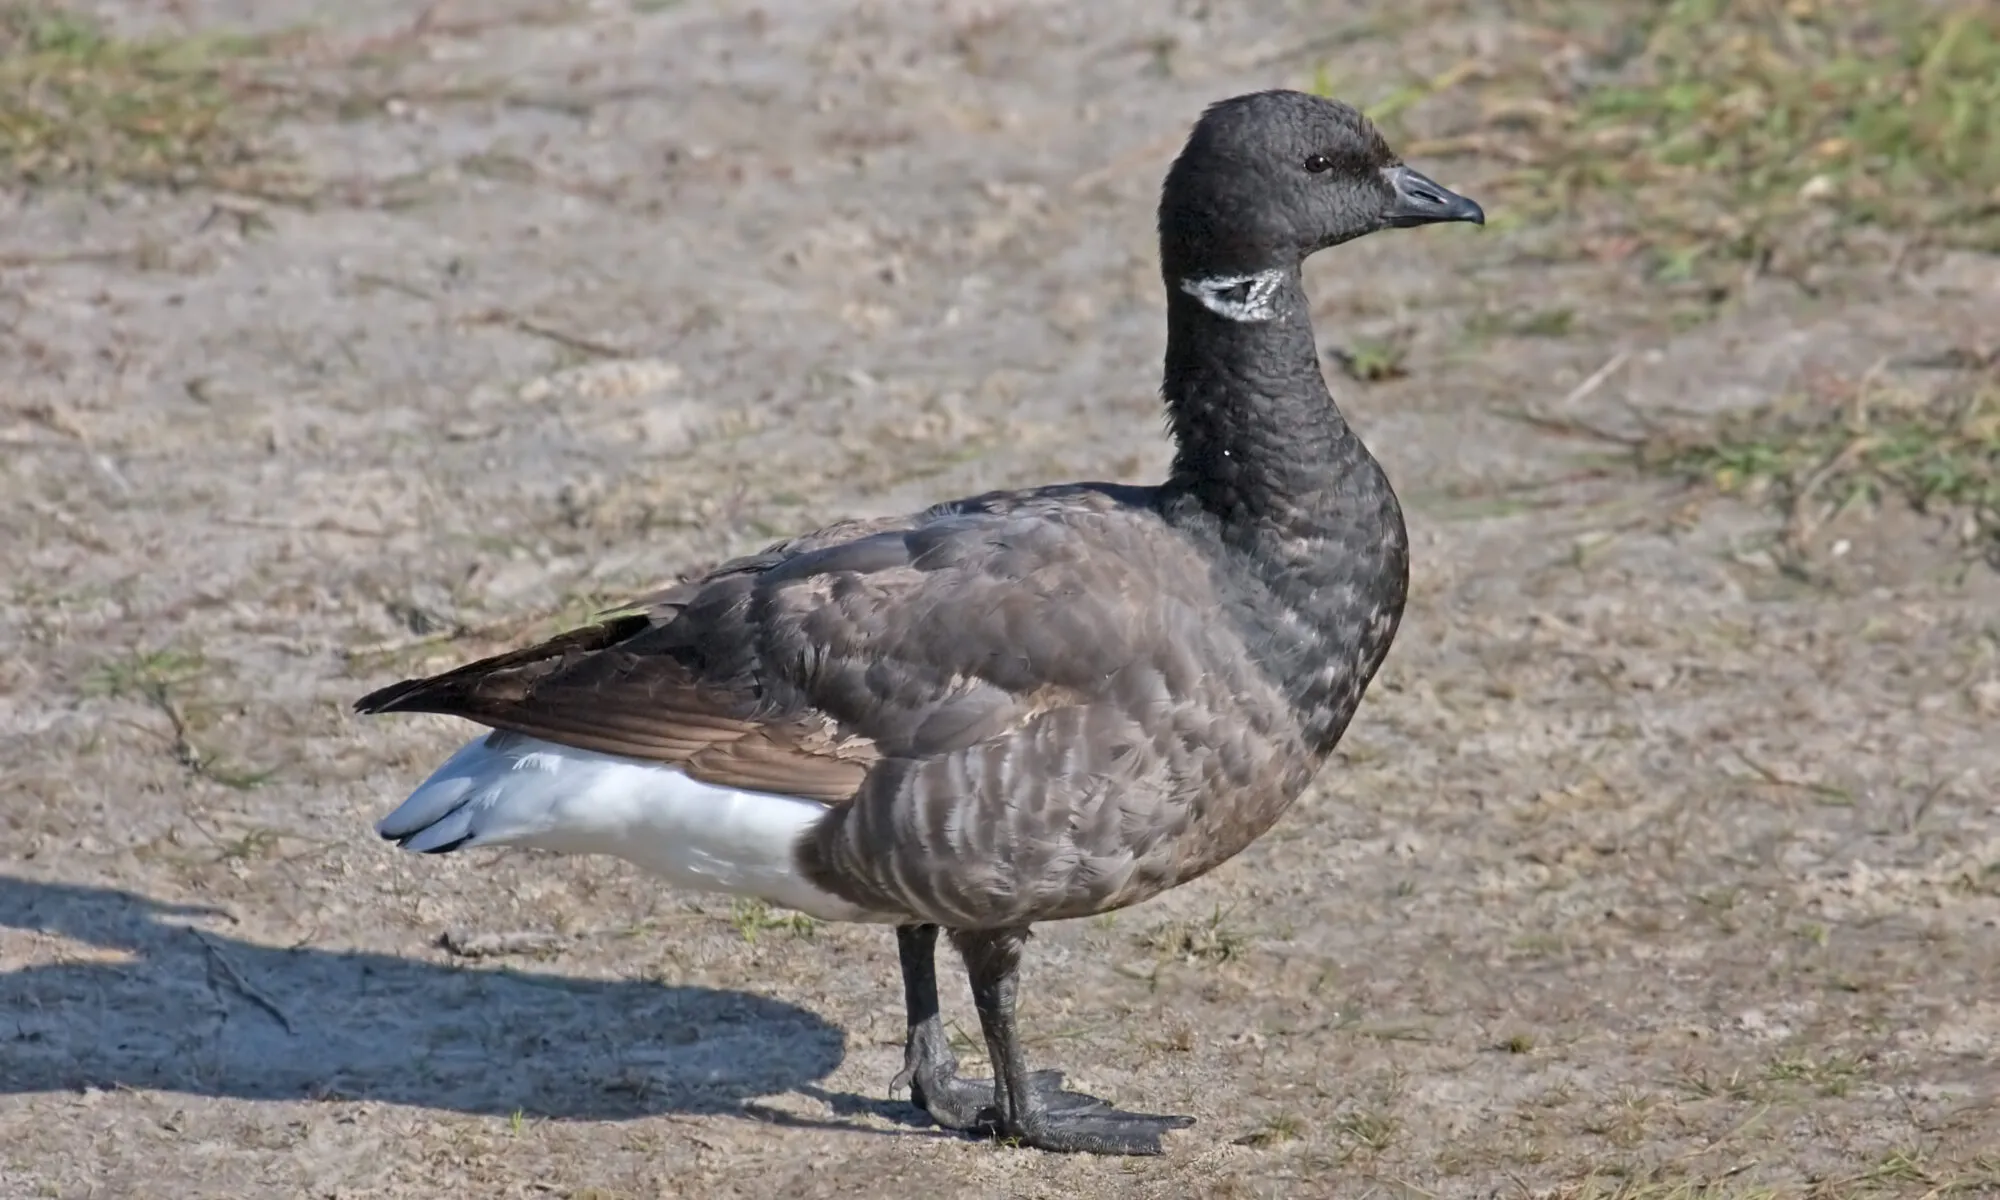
[
  {"xmin": 0, "ymin": 4, "xmax": 291, "ymax": 189},
  {"xmin": 1505, "ymin": 0, "xmax": 2000, "ymax": 251},
  {"xmin": 1140, "ymin": 906, "xmax": 1248, "ymax": 967},
  {"xmin": 1502, "ymin": 350, "xmax": 1999, "ymax": 568},
  {"xmin": 1652, "ymin": 370, "xmax": 2000, "ymax": 560},
  {"xmin": 1580, "ymin": 356, "xmax": 2000, "ymax": 569},
  {"xmin": 1322, "ymin": 1, "xmax": 2000, "ymax": 310},
  {"xmin": 81, "ymin": 646, "xmax": 276, "ymax": 790}
]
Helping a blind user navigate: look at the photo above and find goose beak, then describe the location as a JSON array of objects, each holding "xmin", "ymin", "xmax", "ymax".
[{"xmin": 1382, "ymin": 164, "xmax": 1485, "ymax": 228}]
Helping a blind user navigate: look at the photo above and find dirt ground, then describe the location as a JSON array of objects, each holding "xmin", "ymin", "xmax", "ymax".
[{"xmin": 4, "ymin": 1, "xmax": 1998, "ymax": 1197}]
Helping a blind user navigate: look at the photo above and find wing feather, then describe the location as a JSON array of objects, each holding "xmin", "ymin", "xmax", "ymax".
[{"xmin": 355, "ymin": 484, "xmax": 1170, "ymax": 807}]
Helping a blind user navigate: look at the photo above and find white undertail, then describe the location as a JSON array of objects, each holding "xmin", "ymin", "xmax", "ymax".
[{"xmin": 375, "ymin": 732, "xmax": 892, "ymax": 923}]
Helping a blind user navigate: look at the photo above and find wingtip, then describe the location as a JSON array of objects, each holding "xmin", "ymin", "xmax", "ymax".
[
  {"xmin": 353, "ymin": 677, "xmax": 425, "ymax": 717},
  {"xmin": 350, "ymin": 613, "xmax": 650, "ymax": 720}
]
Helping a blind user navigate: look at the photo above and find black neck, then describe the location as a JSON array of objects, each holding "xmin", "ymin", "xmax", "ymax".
[
  {"xmin": 1156, "ymin": 267, "xmax": 1410, "ymax": 756},
  {"xmin": 1160, "ymin": 270, "xmax": 1367, "ymax": 530}
]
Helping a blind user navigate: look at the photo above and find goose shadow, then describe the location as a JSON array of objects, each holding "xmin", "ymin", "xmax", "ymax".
[{"xmin": 0, "ymin": 874, "xmax": 876, "ymax": 1123}]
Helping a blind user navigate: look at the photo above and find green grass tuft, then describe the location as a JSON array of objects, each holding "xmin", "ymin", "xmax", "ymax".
[
  {"xmin": 1348, "ymin": 1, "xmax": 2000, "ymax": 289},
  {"xmin": 728, "ymin": 898, "xmax": 820, "ymax": 944},
  {"xmin": 1644, "ymin": 374, "xmax": 2000, "ymax": 561},
  {"xmin": 1328, "ymin": 336, "xmax": 1413, "ymax": 383},
  {"xmin": 1570, "ymin": 1, "xmax": 1999, "ymax": 245},
  {"xmin": 0, "ymin": 4, "xmax": 284, "ymax": 188},
  {"xmin": 83, "ymin": 647, "xmax": 206, "ymax": 699}
]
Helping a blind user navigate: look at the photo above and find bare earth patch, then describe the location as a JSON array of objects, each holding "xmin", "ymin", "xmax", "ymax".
[{"xmin": 3, "ymin": 1, "xmax": 1997, "ymax": 1197}]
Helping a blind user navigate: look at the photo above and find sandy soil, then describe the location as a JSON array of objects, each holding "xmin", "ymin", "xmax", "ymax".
[{"xmin": 4, "ymin": 1, "xmax": 1997, "ymax": 1196}]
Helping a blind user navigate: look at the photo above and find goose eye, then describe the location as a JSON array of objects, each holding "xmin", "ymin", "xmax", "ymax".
[{"xmin": 1303, "ymin": 154, "xmax": 1333, "ymax": 174}]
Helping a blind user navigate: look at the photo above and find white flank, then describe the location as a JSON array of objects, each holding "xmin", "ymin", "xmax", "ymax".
[{"xmin": 376, "ymin": 733, "xmax": 891, "ymax": 923}]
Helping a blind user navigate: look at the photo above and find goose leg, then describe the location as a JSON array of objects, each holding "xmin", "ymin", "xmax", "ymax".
[
  {"xmin": 890, "ymin": 923, "xmax": 1074, "ymax": 1132},
  {"xmin": 951, "ymin": 926, "xmax": 1195, "ymax": 1156}
]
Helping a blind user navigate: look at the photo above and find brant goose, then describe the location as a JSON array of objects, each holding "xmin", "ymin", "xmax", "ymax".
[{"xmin": 358, "ymin": 90, "xmax": 1482, "ymax": 1156}]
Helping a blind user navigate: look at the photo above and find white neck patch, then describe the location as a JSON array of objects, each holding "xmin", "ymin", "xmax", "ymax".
[{"xmin": 1178, "ymin": 269, "xmax": 1288, "ymax": 323}]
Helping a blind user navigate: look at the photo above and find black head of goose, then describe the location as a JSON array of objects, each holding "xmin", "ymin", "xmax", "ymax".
[{"xmin": 356, "ymin": 89, "xmax": 1481, "ymax": 1156}]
